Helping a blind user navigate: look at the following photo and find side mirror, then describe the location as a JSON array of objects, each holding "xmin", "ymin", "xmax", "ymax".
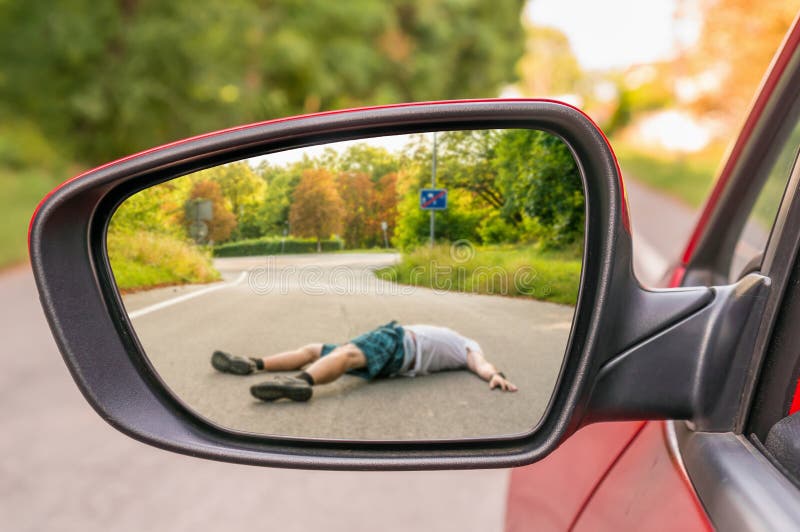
[{"xmin": 29, "ymin": 100, "xmax": 767, "ymax": 469}]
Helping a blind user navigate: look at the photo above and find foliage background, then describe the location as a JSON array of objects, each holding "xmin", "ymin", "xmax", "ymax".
[{"xmin": 0, "ymin": 0, "xmax": 526, "ymax": 268}]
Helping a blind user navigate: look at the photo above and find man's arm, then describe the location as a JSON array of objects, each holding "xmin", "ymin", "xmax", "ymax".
[{"xmin": 466, "ymin": 349, "xmax": 518, "ymax": 392}]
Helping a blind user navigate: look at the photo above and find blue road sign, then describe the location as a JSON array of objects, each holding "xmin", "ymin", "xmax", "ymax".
[{"xmin": 420, "ymin": 188, "xmax": 447, "ymax": 210}]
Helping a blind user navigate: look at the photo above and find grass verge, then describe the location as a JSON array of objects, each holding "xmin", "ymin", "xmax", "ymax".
[
  {"xmin": 108, "ymin": 231, "xmax": 221, "ymax": 291},
  {"xmin": 375, "ymin": 244, "xmax": 582, "ymax": 306},
  {"xmin": 613, "ymin": 142, "xmax": 724, "ymax": 208},
  {"xmin": 0, "ymin": 167, "xmax": 60, "ymax": 268}
]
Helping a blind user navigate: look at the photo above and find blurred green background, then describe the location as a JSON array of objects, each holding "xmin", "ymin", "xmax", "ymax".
[{"xmin": 1, "ymin": 0, "xmax": 796, "ymax": 269}]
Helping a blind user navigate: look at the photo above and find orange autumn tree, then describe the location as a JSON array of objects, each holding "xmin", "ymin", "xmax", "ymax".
[
  {"xmin": 688, "ymin": 0, "xmax": 797, "ymax": 129},
  {"xmin": 335, "ymin": 170, "xmax": 399, "ymax": 248},
  {"xmin": 375, "ymin": 172, "xmax": 399, "ymax": 245},
  {"xmin": 336, "ymin": 171, "xmax": 379, "ymax": 248},
  {"xmin": 289, "ymin": 168, "xmax": 344, "ymax": 251}
]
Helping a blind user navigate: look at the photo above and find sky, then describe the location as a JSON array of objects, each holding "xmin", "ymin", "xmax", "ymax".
[
  {"xmin": 250, "ymin": 133, "xmax": 426, "ymax": 168},
  {"xmin": 525, "ymin": 0, "xmax": 702, "ymax": 70}
]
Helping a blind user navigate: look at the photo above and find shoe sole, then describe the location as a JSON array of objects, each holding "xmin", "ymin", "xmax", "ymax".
[
  {"xmin": 250, "ymin": 382, "xmax": 312, "ymax": 402},
  {"xmin": 211, "ymin": 351, "xmax": 253, "ymax": 375}
]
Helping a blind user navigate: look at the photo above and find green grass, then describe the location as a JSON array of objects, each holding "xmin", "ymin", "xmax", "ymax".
[
  {"xmin": 108, "ymin": 230, "xmax": 221, "ymax": 291},
  {"xmin": 613, "ymin": 143, "xmax": 724, "ymax": 208},
  {"xmin": 0, "ymin": 167, "xmax": 61, "ymax": 268},
  {"xmin": 376, "ymin": 244, "xmax": 582, "ymax": 305}
]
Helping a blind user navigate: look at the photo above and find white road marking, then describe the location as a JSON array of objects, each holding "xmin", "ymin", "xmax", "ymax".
[{"xmin": 128, "ymin": 271, "xmax": 247, "ymax": 320}]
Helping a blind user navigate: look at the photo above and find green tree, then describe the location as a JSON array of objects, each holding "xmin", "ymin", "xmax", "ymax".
[
  {"xmin": 495, "ymin": 129, "xmax": 584, "ymax": 248},
  {"xmin": 109, "ymin": 179, "xmax": 189, "ymax": 237},
  {"xmin": 322, "ymin": 144, "xmax": 400, "ymax": 182},
  {"xmin": 194, "ymin": 162, "xmax": 266, "ymax": 239},
  {"xmin": 0, "ymin": 0, "xmax": 525, "ymax": 166},
  {"xmin": 255, "ymin": 159, "xmax": 310, "ymax": 236},
  {"xmin": 437, "ymin": 130, "xmax": 507, "ymax": 211},
  {"xmin": 516, "ymin": 24, "xmax": 582, "ymax": 97}
]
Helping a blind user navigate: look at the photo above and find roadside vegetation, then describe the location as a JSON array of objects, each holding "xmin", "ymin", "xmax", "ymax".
[
  {"xmin": 107, "ymin": 231, "xmax": 220, "ymax": 292},
  {"xmin": 376, "ymin": 244, "xmax": 582, "ymax": 306},
  {"xmin": 0, "ymin": 169, "xmax": 58, "ymax": 268},
  {"xmin": 107, "ymin": 178, "xmax": 221, "ymax": 291},
  {"xmin": 0, "ymin": 120, "xmax": 75, "ymax": 269},
  {"xmin": 0, "ymin": 1, "xmax": 525, "ymax": 270},
  {"xmin": 613, "ymin": 142, "xmax": 724, "ymax": 208},
  {"xmin": 106, "ymin": 127, "xmax": 584, "ymax": 295}
]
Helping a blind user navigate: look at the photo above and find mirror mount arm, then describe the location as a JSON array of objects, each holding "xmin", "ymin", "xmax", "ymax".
[{"xmin": 584, "ymin": 273, "xmax": 770, "ymax": 431}]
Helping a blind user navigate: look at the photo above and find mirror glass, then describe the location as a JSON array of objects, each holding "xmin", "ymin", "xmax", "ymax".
[{"xmin": 108, "ymin": 129, "xmax": 585, "ymax": 441}]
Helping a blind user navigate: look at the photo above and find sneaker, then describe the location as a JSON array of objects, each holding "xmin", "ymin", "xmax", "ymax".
[
  {"xmin": 250, "ymin": 376, "xmax": 312, "ymax": 402},
  {"xmin": 211, "ymin": 350, "xmax": 255, "ymax": 375}
]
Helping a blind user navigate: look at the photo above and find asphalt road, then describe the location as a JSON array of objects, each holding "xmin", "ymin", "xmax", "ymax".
[
  {"xmin": 122, "ymin": 253, "xmax": 574, "ymax": 440},
  {"xmin": 0, "ymin": 265, "xmax": 509, "ymax": 532}
]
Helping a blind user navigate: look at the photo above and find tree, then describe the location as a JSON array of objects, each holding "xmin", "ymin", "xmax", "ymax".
[
  {"xmin": 437, "ymin": 130, "xmax": 507, "ymax": 211},
  {"xmin": 186, "ymin": 180, "xmax": 237, "ymax": 243},
  {"xmin": 256, "ymin": 160, "xmax": 310, "ymax": 236},
  {"xmin": 322, "ymin": 144, "xmax": 400, "ymax": 182},
  {"xmin": 686, "ymin": 0, "xmax": 796, "ymax": 128},
  {"xmin": 110, "ymin": 178, "xmax": 189, "ymax": 237},
  {"xmin": 0, "ymin": 0, "xmax": 526, "ymax": 166},
  {"xmin": 375, "ymin": 172, "xmax": 399, "ymax": 244},
  {"xmin": 516, "ymin": 24, "xmax": 582, "ymax": 97},
  {"xmin": 194, "ymin": 162, "xmax": 266, "ymax": 239},
  {"xmin": 336, "ymin": 171, "xmax": 380, "ymax": 248},
  {"xmin": 495, "ymin": 129, "xmax": 584, "ymax": 248},
  {"xmin": 289, "ymin": 169, "xmax": 344, "ymax": 250}
]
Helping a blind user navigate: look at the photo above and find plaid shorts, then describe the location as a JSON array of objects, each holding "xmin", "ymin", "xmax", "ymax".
[{"xmin": 320, "ymin": 320, "xmax": 406, "ymax": 380}]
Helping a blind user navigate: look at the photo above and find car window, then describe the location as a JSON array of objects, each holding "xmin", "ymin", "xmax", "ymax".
[{"xmin": 729, "ymin": 120, "xmax": 800, "ymax": 281}]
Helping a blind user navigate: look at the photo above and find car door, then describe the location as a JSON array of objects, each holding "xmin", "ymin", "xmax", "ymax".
[
  {"xmin": 574, "ymin": 19, "xmax": 800, "ymax": 530},
  {"xmin": 507, "ymin": 16, "xmax": 800, "ymax": 532}
]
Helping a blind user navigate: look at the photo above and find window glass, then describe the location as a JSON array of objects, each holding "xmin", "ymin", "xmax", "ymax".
[{"xmin": 729, "ymin": 122, "xmax": 800, "ymax": 280}]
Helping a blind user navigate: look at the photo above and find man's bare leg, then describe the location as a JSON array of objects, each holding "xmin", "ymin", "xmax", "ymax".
[
  {"xmin": 303, "ymin": 343, "xmax": 367, "ymax": 384},
  {"xmin": 257, "ymin": 343, "xmax": 323, "ymax": 372},
  {"xmin": 249, "ymin": 343, "xmax": 367, "ymax": 402}
]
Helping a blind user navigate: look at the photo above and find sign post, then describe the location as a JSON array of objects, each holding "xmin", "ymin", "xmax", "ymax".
[
  {"xmin": 380, "ymin": 220, "xmax": 389, "ymax": 249},
  {"xmin": 185, "ymin": 198, "xmax": 212, "ymax": 244},
  {"xmin": 431, "ymin": 132, "xmax": 436, "ymax": 247},
  {"xmin": 420, "ymin": 133, "xmax": 446, "ymax": 246}
]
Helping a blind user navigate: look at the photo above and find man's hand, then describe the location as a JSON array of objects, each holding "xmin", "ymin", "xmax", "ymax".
[{"xmin": 489, "ymin": 373, "xmax": 518, "ymax": 392}]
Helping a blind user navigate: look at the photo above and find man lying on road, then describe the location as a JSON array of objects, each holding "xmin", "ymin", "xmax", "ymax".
[{"xmin": 211, "ymin": 321, "xmax": 518, "ymax": 402}]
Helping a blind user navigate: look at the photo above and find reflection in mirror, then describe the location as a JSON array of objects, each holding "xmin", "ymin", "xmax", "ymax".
[{"xmin": 108, "ymin": 129, "xmax": 585, "ymax": 441}]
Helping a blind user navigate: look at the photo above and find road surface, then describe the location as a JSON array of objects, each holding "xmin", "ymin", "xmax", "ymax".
[
  {"xmin": 122, "ymin": 253, "xmax": 574, "ymax": 440},
  {"xmin": 0, "ymin": 265, "xmax": 510, "ymax": 532}
]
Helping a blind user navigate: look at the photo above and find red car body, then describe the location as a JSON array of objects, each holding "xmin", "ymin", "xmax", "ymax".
[{"xmin": 504, "ymin": 15, "xmax": 800, "ymax": 532}]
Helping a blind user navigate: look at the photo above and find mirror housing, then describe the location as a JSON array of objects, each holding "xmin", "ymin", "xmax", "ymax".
[{"xmin": 31, "ymin": 100, "xmax": 740, "ymax": 470}]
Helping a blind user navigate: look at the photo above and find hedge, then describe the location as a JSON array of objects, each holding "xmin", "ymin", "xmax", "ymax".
[{"xmin": 213, "ymin": 236, "xmax": 344, "ymax": 257}]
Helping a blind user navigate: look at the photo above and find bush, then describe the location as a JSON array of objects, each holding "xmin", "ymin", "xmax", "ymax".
[
  {"xmin": 477, "ymin": 211, "xmax": 520, "ymax": 244},
  {"xmin": 108, "ymin": 231, "xmax": 220, "ymax": 291},
  {"xmin": 214, "ymin": 236, "xmax": 344, "ymax": 257},
  {"xmin": 393, "ymin": 189, "xmax": 488, "ymax": 250},
  {"xmin": 376, "ymin": 243, "xmax": 582, "ymax": 306}
]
